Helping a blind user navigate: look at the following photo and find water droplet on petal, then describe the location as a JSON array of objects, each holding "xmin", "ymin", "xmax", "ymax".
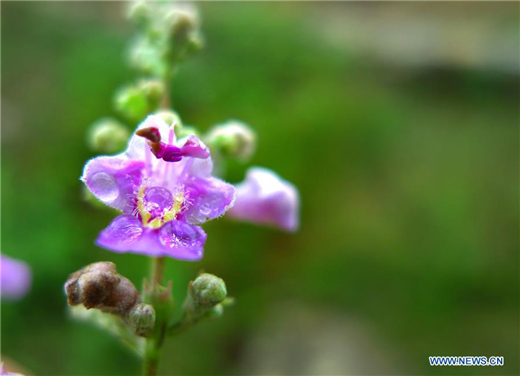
[
  {"xmin": 105, "ymin": 215, "xmax": 143, "ymax": 244},
  {"xmin": 158, "ymin": 221, "xmax": 204, "ymax": 252},
  {"xmin": 200, "ymin": 203, "xmax": 211, "ymax": 217},
  {"xmin": 144, "ymin": 186, "xmax": 173, "ymax": 216},
  {"xmin": 91, "ymin": 172, "xmax": 119, "ymax": 201}
]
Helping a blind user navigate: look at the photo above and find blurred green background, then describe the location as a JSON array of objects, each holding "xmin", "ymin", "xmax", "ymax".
[{"xmin": 2, "ymin": 2, "xmax": 518, "ymax": 375}]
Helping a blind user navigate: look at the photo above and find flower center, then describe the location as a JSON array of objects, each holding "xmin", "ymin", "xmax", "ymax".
[{"xmin": 137, "ymin": 185, "xmax": 185, "ymax": 228}]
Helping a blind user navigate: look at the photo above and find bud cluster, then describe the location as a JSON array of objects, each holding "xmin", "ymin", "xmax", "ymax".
[{"xmin": 128, "ymin": 1, "xmax": 203, "ymax": 79}]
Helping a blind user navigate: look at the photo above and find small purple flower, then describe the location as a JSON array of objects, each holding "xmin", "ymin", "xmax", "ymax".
[
  {"xmin": 228, "ymin": 167, "xmax": 299, "ymax": 232},
  {"xmin": 1, "ymin": 255, "xmax": 32, "ymax": 300},
  {"xmin": 82, "ymin": 115, "xmax": 235, "ymax": 261}
]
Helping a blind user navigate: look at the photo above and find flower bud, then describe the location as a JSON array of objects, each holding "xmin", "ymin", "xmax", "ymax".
[
  {"xmin": 87, "ymin": 118, "xmax": 130, "ymax": 154},
  {"xmin": 154, "ymin": 109, "xmax": 183, "ymax": 128},
  {"xmin": 138, "ymin": 79, "xmax": 164, "ymax": 107},
  {"xmin": 205, "ymin": 121, "xmax": 257, "ymax": 161},
  {"xmin": 184, "ymin": 273, "xmax": 227, "ymax": 317},
  {"xmin": 115, "ymin": 86, "xmax": 149, "ymax": 122},
  {"xmin": 65, "ymin": 262, "xmax": 140, "ymax": 316},
  {"xmin": 128, "ymin": 303, "xmax": 156, "ymax": 337},
  {"xmin": 115, "ymin": 80, "xmax": 165, "ymax": 122},
  {"xmin": 165, "ymin": 5, "xmax": 203, "ymax": 61},
  {"xmin": 127, "ymin": 1, "xmax": 150, "ymax": 28}
]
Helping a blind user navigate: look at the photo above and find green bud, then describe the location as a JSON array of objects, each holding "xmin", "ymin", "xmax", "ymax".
[
  {"xmin": 176, "ymin": 125, "xmax": 200, "ymax": 139},
  {"xmin": 87, "ymin": 118, "xmax": 130, "ymax": 154},
  {"xmin": 128, "ymin": 303, "xmax": 156, "ymax": 337},
  {"xmin": 115, "ymin": 80, "xmax": 164, "ymax": 122},
  {"xmin": 138, "ymin": 79, "xmax": 164, "ymax": 105},
  {"xmin": 115, "ymin": 86, "xmax": 149, "ymax": 122},
  {"xmin": 165, "ymin": 5, "xmax": 203, "ymax": 61},
  {"xmin": 127, "ymin": 1, "xmax": 150, "ymax": 28},
  {"xmin": 205, "ymin": 120, "xmax": 257, "ymax": 161},
  {"xmin": 154, "ymin": 109, "xmax": 183, "ymax": 128},
  {"xmin": 129, "ymin": 36, "xmax": 168, "ymax": 78},
  {"xmin": 184, "ymin": 273, "xmax": 227, "ymax": 317}
]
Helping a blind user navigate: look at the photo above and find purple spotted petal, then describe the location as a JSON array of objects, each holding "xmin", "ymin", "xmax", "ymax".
[
  {"xmin": 183, "ymin": 176, "xmax": 236, "ymax": 224},
  {"xmin": 96, "ymin": 216, "xmax": 206, "ymax": 261},
  {"xmin": 82, "ymin": 156, "xmax": 144, "ymax": 213},
  {"xmin": 227, "ymin": 167, "xmax": 300, "ymax": 232},
  {"xmin": 1, "ymin": 255, "xmax": 32, "ymax": 300}
]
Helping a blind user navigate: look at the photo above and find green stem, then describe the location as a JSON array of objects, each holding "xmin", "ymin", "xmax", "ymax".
[{"xmin": 143, "ymin": 257, "xmax": 166, "ymax": 376}]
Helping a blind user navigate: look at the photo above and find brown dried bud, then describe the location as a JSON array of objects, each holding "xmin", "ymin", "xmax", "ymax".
[{"xmin": 64, "ymin": 262, "xmax": 140, "ymax": 316}]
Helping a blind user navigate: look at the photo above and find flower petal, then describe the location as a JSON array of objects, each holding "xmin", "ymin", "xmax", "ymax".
[
  {"xmin": 95, "ymin": 215, "xmax": 145, "ymax": 252},
  {"xmin": 180, "ymin": 135, "xmax": 210, "ymax": 159},
  {"xmin": 82, "ymin": 156, "xmax": 145, "ymax": 213},
  {"xmin": 227, "ymin": 167, "xmax": 300, "ymax": 232},
  {"xmin": 96, "ymin": 216, "xmax": 206, "ymax": 261},
  {"xmin": 156, "ymin": 220, "xmax": 206, "ymax": 260},
  {"xmin": 1, "ymin": 255, "xmax": 32, "ymax": 300},
  {"xmin": 183, "ymin": 176, "xmax": 236, "ymax": 224}
]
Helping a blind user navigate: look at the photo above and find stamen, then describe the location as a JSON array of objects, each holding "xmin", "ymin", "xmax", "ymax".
[{"xmin": 136, "ymin": 127, "xmax": 161, "ymax": 143}]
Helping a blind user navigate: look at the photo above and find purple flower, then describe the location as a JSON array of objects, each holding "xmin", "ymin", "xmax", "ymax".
[
  {"xmin": 0, "ymin": 363, "xmax": 24, "ymax": 376},
  {"xmin": 82, "ymin": 115, "xmax": 235, "ymax": 260},
  {"xmin": 1, "ymin": 255, "xmax": 32, "ymax": 300},
  {"xmin": 227, "ymin": 167, "xmax": 299, "ymax": 232}
]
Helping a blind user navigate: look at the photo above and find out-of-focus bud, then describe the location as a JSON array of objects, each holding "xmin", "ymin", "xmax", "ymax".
[
  {"xmin": 176, "ymin": 125, "xmax": 200, "ymax": 139},
  {"xmin": 65, "ymin": 262, "xmax": 140, "ymax": 317},
  {"xmin": 165, "ymin": 5, "xmax": 203, "ymax": 61},
  {"xmin": 128, "ymin": 303, "xmax": 156, "ymax": 337},
  {"xmin": 184, "ymin": 273, "xmax": 227, "ymax": 317},
  {"xmin": 154, "ymin": 109, "xmax": 183, "ymax": 128},
  {"xmin": 87, "ymin": 118, "xmax": 130, "ymax": 154},
  {"xmin": 205, "ymin": 120, "xmax": 257, "ymax": 161},
  {"xmin": 139, "ymin": 79, "xmax": 164, "ymax": 108},
  {"xmin": 127, "ymin": 1, "xmax": 150, "ymax": 28},
  {"xmin": 115, "ymin": 86, "xmax": 149, "ymax": 122},
  {"xmin": 115, "ymin": 80, "xmax": 165, "ymax": 122}
]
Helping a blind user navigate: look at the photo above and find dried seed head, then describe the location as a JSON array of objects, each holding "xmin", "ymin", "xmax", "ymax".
[{"xmin": 64, "ymin": 262, "xmax": 140, "ymax": 316}]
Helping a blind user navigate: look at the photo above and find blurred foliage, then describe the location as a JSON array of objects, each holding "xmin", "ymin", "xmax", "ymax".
[{"xmin": 1, "ymin": 2, "xmax": 518, "ymax": 376}]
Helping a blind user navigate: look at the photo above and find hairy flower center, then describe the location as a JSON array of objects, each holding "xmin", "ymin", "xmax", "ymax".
[{"xmin": 137, "ymin": 185, "xmax": 185, "ymax": 229}]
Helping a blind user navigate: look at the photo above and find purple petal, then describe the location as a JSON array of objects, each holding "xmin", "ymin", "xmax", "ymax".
[
  {"xmin": 81, "ymin": 156, "xmax": 144, "ymax": 213},
  {"xmin": 183, "ymin": 176, "xmax": 236, "ymax": 224},
  {"xmin": 227, "ymin": 167, "xmax": 300, "ymax": 232},
  {"xmin": 96, "ymin": 215, "xmax": 145, "ymax": 252},
  {"xmin": 1, "ymin": 255, "xmax": 32, "ymax": 300},
  {"xmin": 157, "ymin": 221, "xmax": 206, "ymax": 260},
  {"xmin": 96, "ymin": 216, "xmax": 206, "ymax": 261},
  {"xmin": 180, "ymin": 135, "xmax": 210, "ymax": 159}
]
